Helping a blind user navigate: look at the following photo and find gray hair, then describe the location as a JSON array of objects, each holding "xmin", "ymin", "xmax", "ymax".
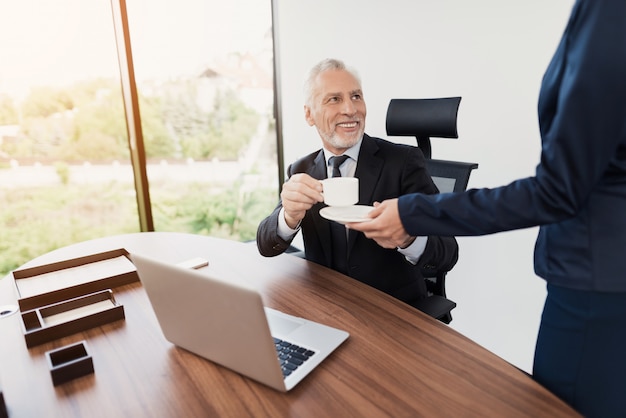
[{"xmin": 303, "ymin": 58, "xmax": 362, "ymax": 107}]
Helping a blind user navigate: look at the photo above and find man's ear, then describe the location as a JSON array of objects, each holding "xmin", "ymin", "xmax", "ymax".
[{"xmin": 304, "ymin": 105, "xmax": 315, "ymax": 126}]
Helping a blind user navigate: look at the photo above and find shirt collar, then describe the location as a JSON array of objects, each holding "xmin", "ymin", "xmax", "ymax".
[{"xmin": 322, "ymin": 137, "xmax": 363, "ymax": 165}]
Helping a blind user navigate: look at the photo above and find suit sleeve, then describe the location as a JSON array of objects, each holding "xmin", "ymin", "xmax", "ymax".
[
  {"xmin": 256, "ymin": 205, "xmax": 294, "ymax": 257},
  {"xmin": 398, "ymin": 0, "xmax": 626, "ymax": 238},
  {"xmin": 256, "ymin": 165, "xmax": 294, "ymax": 257}
]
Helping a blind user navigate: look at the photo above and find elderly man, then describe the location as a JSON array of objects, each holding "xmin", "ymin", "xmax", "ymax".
[{"xmin": 256, "ymin": 58, "xmax": 458, "ymax": 307}]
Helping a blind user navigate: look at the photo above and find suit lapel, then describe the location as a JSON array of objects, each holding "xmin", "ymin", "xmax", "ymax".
[
  {"xmin": 354, "ymin": 135, "xmax": 383, "ymax": 205},
  {"xmin": 308, "ymin": 150, "xmax": 328, "ymax": 180}
]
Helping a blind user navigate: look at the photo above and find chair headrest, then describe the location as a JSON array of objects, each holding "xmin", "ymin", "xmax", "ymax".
[{"xmin": 386, "ymin": 97, "xmax": 461, "ymax": 139}]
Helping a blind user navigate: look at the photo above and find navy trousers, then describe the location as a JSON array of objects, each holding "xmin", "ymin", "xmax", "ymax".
[{"xmin": 533, "ymin": 284, "xmax": 626, "ymax": 418}]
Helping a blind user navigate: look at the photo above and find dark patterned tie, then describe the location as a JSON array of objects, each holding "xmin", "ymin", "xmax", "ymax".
[
  {"xmin": 329, "ymin": 155, "xmax": 349, "ymax": 178},
  {"xmin": 328, "ymin": 155, "xmax": 350, "ymax": 274}
]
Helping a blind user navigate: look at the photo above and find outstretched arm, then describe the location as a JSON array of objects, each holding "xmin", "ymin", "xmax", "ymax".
[{"xmin": 347, "ymin": 199, "xmax": 411, "ymax": 249}]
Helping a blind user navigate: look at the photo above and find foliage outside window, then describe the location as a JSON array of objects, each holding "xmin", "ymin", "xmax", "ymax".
[{"xmin": 0, "ymin": 1, "xmax": 277, "ymax": 276}]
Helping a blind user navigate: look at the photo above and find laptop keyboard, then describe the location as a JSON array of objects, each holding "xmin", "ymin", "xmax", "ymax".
[{"xmin": 273, "ymin": 338, "xmax": 316, "ymax": 378}]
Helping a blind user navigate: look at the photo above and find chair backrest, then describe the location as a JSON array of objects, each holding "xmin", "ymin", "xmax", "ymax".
[
  {"xmin": 385, "ymin": 97, "xmax": 478, "ymax": 323},
  {"xmin": 386, "ymin": 97, "xmax": 461, "ymax": 159},
  {"xmin": 385, "ymin": 97, "xmax": 478, "ymax": 192}
]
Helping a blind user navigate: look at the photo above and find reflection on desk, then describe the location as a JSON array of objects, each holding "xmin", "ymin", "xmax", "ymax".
[{"xmin": 0, "ymin": 232, "xmax": 580, "ymax": 417}]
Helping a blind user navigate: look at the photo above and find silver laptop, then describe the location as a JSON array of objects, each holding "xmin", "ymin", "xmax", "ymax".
[{"xmin": 131, "ymin": 253, "xmax": 349, "ymax": 392}]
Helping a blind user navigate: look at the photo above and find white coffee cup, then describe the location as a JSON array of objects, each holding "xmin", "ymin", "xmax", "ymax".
[{"xmin": 321, "ymin": 177, "xmax": 359, "ymax": 206}]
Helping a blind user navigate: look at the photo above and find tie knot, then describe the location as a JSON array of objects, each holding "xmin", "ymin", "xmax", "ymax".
[{"xmin": 329, "ymin": 155, "xmax": 350, "ymax": 177}]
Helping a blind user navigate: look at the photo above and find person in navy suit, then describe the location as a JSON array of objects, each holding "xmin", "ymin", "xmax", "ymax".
[
  {"xmin": 349, "ymin": 2, "xmax": 626, "ymax": 416},
  {"xmin": 256, "ymin": 58, "xmax": 458, "ymax": 307}
]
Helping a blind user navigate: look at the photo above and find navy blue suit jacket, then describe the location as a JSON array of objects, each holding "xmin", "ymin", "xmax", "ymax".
[
  {"xmin": 398, "ymin": 0, "xmax": 626, "ymax": 291},
  {"xmin": 257, "ymin": 134, "xmax": 459, "ymax": 303}
]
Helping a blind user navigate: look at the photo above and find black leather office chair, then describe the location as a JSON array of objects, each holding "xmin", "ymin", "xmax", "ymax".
[{"xmin": 386, "ymin": 97, "xmax": 478, "ymax": 324}]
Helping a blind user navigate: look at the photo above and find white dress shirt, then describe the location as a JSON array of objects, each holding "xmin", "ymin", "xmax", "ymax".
[{"xmin": 277, "ymin": 140, "xmax": 427, "ymax": 264}]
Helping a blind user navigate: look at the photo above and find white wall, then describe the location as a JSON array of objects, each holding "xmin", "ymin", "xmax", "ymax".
[{"xmin": 274, "ymin": 0, "xmax": 574, "ymax": 373}]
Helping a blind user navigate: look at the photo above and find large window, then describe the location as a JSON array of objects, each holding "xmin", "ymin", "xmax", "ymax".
[
  {"xmin": 0, "ymin": 0, "xmax": 277, "ymax": 276},
  {"xmin": 125, "ymin": 0, "xmax": 277, "ymax": 239}
]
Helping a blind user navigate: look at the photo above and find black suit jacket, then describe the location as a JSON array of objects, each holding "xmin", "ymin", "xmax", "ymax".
[{"xmin": 257, "ymin": 134, "xmax": 458, "ymax": 303}]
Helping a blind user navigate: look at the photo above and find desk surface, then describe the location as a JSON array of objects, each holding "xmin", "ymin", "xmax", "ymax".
[{"xmin": 0, "ymin": 232, "xmax": 579, "ymax": 417}]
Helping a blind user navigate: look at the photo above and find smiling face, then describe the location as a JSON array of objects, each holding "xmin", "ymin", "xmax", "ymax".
[{"xmin": 304, "ymin": 69, "xmax": 366, "ymax": 155}]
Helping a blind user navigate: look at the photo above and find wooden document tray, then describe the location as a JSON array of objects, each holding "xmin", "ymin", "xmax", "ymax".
[
  {"xmin": 21, "ymin": 290, "xmax": 125, "ymax": 348},
  {"xmin": 12, "ymin": 248, "xmax": 138, "ymax": 311},
  {"xmin": 46, "ymin": 341, "xmax": 94, "ymax": 386}
]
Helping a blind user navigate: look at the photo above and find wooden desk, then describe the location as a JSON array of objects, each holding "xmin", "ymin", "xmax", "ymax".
[{"xmin": 0, "ymin": 232, "xmax": 580, "ymax": 417}]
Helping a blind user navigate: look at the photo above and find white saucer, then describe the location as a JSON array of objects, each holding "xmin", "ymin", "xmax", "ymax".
[{"xmin": 319, "ymin": 205, "xmax": 374, "ymax": 224}]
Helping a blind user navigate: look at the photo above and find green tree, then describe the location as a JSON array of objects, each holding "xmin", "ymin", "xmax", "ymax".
[
  {"xmin": 0, "ymin": 94, "xmax": 18, "ymax": 124},
  {"xmin": 16, "ymin": 114, "xmax": 73, "ymax": 159},
  {"xmin": 17, "ymin": 86, "xmax": 73, "ymax": 157},
  {"xmin": 159, "ymin": 79, "xmax": 210, "ymax": 159},
  {"xmin": 67, "ymin": 79, "xmax": 126, "ymax": 160},
  {"xmin": 139, "ymin": 94, "xmax": 175, "ymax": 159},
  {"xmin": 207, "ymin": 90, "xmax": 259, "ymax": 160},
  {"xmin": 159, "ymin": 79, "xmax": 259, "ymax": 161},
  {"xmin": 21, "ymin": 86, "xmax": 74, "ymax": 118},
  {"xmin": 189, "ymin": 92, "xmax": 257, "ymax": 160}
]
